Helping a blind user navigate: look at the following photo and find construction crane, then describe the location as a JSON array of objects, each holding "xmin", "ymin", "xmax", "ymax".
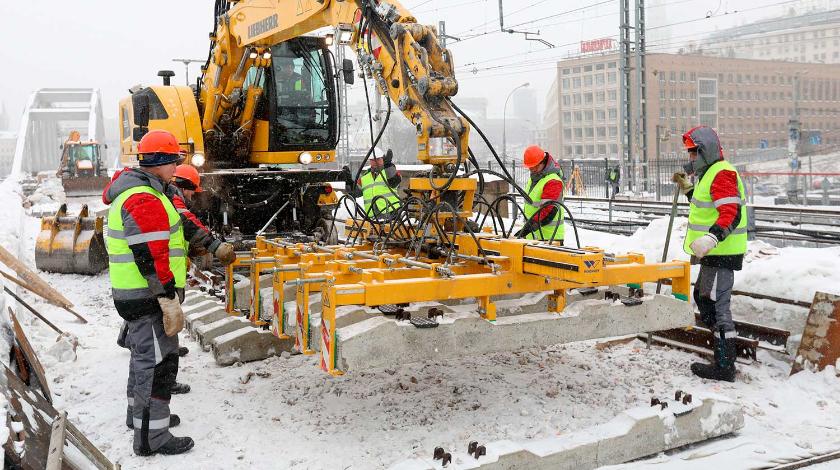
[{"xmin": 118, "ymin": 0, "xmax": 467, "ymax": 243}]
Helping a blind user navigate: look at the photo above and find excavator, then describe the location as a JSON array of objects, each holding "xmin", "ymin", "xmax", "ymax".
[
  {"xmin": 118, "ymin": 0, "xmax": 467, "ymax": 243},
  {"xmin": 115, "ymin": 0, "xmax": 694, "ymax": 377}
]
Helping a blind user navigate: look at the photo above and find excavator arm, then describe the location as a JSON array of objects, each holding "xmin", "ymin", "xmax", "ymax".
[{"xmin": 199, "ymin": 0, "xmax": 469, "ymax": 167}]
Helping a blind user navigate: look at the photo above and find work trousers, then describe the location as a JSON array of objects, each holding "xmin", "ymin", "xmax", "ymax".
[
  {"xmin": 124, "ymin": 313, "xmax": 179, "ymax": 454},
  {"xmin": 693, "ymin": 264, "xmax": 737, "ymax": 335}
]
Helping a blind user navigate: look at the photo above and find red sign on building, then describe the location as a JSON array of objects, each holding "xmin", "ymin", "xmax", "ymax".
[{"xmin": 580, "ymin": 38, "xmax": 615, "ymax": 53}]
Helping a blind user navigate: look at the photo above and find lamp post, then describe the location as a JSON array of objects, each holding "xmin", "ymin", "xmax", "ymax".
[{"xmin": 503, "ymin": 82, "xmax": 529, "ymax": 164}]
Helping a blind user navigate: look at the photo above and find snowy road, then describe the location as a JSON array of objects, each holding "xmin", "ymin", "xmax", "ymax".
[{"xmin": 2, "ymin": 178, "xmax": 839, "ymax": 469}]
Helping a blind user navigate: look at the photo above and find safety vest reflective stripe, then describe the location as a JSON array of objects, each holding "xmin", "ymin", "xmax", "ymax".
[
  {"xmin": 106, "ymin": 185, "xmax": 187, "ymax": 297},
  {"xmin": 684, "ymin": 160, "xmax": 748, "ymax": 256},
  {"xmin": 108, "ymin": 248, "xmax": 186, "ymax": 263},
  {"xmin": 523, "ymin": 173, "xmax": 564, "ymax": 240},
  {"xmin": 689, "ymin": 196, "xmax": 746, "ymax": 208},
  {"xmin": 686, "ymin": 224, "xmax": 748, "ymax": 235},
  {"xmin": 361, "ymin": 171, "xmax": 399, "ymax": 217},
  {"xmin": 107, "ymin": 221, "xmax": 182, "ymax": 239}
]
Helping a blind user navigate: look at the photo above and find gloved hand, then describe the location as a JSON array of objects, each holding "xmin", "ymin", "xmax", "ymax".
[
  {"xmin": 690, "ymin": 233, "xmax": 718, "ymax": 259},
  {"xmin": 672, "ymin": 172, "xmax": 694, "ymax": 195},
  {"xmin": 214, "ymin": 242, "xmax": 236, "ymax": 266},
  {"xmin": 158, "ymin": 296, "xmax": 184, "ymax": 336},
  {"xmin": 383, "ymin": 149, "xmax": 394, "ymax": 166}
]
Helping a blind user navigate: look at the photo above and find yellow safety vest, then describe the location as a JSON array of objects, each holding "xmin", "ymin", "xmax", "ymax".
[
  {"xmin": 523, "ymin": 173, "xmax": 564, "ymax": 240},
  {"xmin": 106, "ymin": 186, "xmax": 186, "ymax": 301},
  {"xmin": 684, "ymin": 161, "xmax": 748, "ymax": 256},
  {"xmin": 360, "ymin": 170, "xmax": 400, "ymax": 218}
]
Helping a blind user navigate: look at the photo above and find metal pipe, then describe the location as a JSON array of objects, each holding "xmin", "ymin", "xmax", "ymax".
[
  {"xmin": 284, "ymin": 277, "xmax": 329, "ymax": 287},
  {"xmin": 256, "ymin": 200, "xmax": 290, "ymax": 236}
]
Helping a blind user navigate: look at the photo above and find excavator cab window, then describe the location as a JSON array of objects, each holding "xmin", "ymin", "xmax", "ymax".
[{"xmin": 265, "ymin": 37, "xmax": 336, "ymax": 152}]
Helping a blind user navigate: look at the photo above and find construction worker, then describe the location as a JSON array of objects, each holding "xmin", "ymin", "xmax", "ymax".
[
  {"xmin": 605, "ymin": 165, "xmax": 620, "ymax": 199},
  {"xmin": 103, "ymin": 130, "xmax": 193, "ymax": 456},
  {"xmin": 516, "ymin": 145, "xmax": 565, "ymax": 242},
  {"xmin": 673, "ymin": 125, "xmax": 748, "ymax": 383},
  {"xmin": 357, "ymin": 148, "xmax": 401, "ymax": 219},
  {"xmin": 169, "ymin": 164, "xmax": 235, "ymax": 262}
]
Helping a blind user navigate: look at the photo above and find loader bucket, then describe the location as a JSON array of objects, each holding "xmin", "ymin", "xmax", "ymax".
[
  {"xmin": 62, "ymin": 175, "xmax": 112, "ymax": 198},
  {"xmin": 35, "ymin": 204, "xmax": 108, "ymax": 275}
]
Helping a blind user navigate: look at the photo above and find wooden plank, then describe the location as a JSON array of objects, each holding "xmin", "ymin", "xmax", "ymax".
[
  {"xmin": 1, "ymin": 366, "xmax": 120, "ymax": 470},
  {"xmin": 791, "ymin": 291, "xmax": 840, "ymax": 375},
  {"xmin": 46, "ymin": 411, "xmax": 68, "ymax": 470},
  {"xmin": 2, "ymin": 365, "xmax": 56, "ymax": 470},
  {"xmin": 0, "ymin": 243, "xmax": 74, "ymax": 308},
  {"xmin": 65, "ymin": 421, "xmax": 121, "ymax": 470},
  {"xmin": 9, "ymin": 307, "xmax": 53, "ymax": 402}
]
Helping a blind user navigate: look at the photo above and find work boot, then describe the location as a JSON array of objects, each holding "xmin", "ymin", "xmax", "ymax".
[
  {"xmin": 170, "ymin": 382, "xmax": 191, "ymax": 394},
  {"xmin": 178, "ymin": 346, "xmax": 189, "ymax": 357},
  {"xmin": 127, "ymin": 414, "xmax": 180, "ymax": 430},
  {"xmin": 136, "ymin": 436, "xmax": 194, "ymax": 456},
  {"xmin": 691, "ymin": 330, "xmax": 736, "ymax": 382}
]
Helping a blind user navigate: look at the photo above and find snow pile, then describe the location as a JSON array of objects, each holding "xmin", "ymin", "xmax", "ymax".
[{"xmin": 20, "ymin": 174, "xmax": 65, "ymax": 210}]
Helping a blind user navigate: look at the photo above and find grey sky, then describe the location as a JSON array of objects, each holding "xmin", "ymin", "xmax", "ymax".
[{"xmin": 0, "ymin": 0, "xmax": 825, "ymax": 135}]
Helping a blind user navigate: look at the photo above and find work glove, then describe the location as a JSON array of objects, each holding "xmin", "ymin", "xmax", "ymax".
[
  {"xmin": 158, "ymin": 296, "xmax": 185, "ymax": 337},
  {"xmin": 383, "ymin": 149, "xmax": 394, "ymax": 166},
  {"xmin": 690, "ymin": 233, "xmax": 718, "ymax": 259},
  {"xmin": 672, "ymin": 171, "xmax": 694, "ymax": 195},
  {"xmin": 214, "ymin": 242, "xmax": 237, "ymax": 266}
]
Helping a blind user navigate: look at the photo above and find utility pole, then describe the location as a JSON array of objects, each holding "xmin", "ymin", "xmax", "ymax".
[
  {"xmin": 635, "ymin": 0, "xmax": 648, "ymax": 192},
  {"xmin": 619, "ymin": 0, "xmax": 633, "ymax": 193},
  {"xmin": 172, "ymin": 59, "xmax": 205, "ymax": 86}
]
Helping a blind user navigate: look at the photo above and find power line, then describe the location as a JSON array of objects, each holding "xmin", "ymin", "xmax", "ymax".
[{"xmin": 452, "ymin": 0, "xmax": 557, "ymax": 36}]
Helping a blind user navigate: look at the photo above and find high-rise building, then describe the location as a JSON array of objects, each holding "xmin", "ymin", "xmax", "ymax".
[
  {"xmin": 543, "ymin": 52, "xmax": 840, "ymax": 162},
  {"xmin": 700, "ymin": 9, "xmax": 840, "ymax": 64}
]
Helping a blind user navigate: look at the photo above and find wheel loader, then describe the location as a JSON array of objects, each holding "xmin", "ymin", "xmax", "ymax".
[
  {"xmin": 33, "ymin": 131, "xmax": 109, "ymax": 275},
  {"xmin": 57, "ymin": 130, "xmax": 110, "ymax": 197}
]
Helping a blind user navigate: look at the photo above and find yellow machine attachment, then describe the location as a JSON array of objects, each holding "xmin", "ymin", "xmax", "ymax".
[
  {"xmin": 35, "ymin": 204, "xmax": 107, "ymax": 275},
  {"xmin": 225, "ymin": 234, "xmax": 692, "ymax": 375}
]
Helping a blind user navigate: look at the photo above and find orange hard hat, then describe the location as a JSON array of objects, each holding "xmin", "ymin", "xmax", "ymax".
[
  {"xmin": 173, "ymin": 164, "xmax": 202, "ymax": 192},
  {"xmin": 682, "ymin": 126, "xmax": 700, "ymax": 150},
  {"xmin": 523, "ymin": 145, "xmax": 547, "ymax": 169},
  {"xmin": 138, "ymin": 130, "xmax": 182, "ymax": 155}
]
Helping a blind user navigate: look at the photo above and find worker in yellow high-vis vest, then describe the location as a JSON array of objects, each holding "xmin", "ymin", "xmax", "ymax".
[
  {"xmin": 103, "ymin": 130, "xmax": 194, "ymax": 456},
  {"xmin": 356, "ymin": 148, "xmax": 402, "ymax": 219},
  {"xmin": 673, "ymin": 125, "xmax": 748, "ymax": 383},
  {"xmin": 516, "ymin": 145, "xmax": 565, "ymax": 242}
]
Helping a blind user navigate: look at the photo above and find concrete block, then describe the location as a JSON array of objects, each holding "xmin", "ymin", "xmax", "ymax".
[
  {"xmin": 337, "ymin": 294, "xmax": 692, "ymax": 372},
  {"xmin": 183, "ymin": 300, "xmax": 220, "ymax": 316},
  {"xmin": 387, "ymin": 396, "xmax": 743, "ymax": 469},
  {"xmin": 212, "ymin": 327, "xmax": 295, "ymax": 366},
  {"xmin": 185, "ymin": 307, "xmax": 229, "ymax": 335},
  {"xmin": 232, "ymin": 273, "xmax": 272, "ymax": 312},
  {"xmin": 195, "ymin": 317, "xmax": 252, "ymax": 351}
]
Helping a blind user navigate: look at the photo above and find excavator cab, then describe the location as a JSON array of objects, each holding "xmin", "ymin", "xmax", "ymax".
[{"xmin": 241, "ymin": 36, "xmax": 338, "ymax": 156}]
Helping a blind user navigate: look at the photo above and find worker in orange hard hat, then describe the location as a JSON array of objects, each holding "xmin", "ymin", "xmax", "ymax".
[
  {"xmin": 515, "ymin": 145, "xmax": 565, "ymax": 242},
  {"xmin": 172, "ymin": 164, "xmax": 203, "ymax": 201}
]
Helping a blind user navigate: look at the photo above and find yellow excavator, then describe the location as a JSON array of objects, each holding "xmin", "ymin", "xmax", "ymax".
[{"xmin": 118, "ymin": 0, "xmax": 468, "ymax": 241}]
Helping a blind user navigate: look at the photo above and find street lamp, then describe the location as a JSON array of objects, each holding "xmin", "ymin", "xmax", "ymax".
[{"xmin": 503, "ymin": 82, "xmax": 530, "ymax": 163}]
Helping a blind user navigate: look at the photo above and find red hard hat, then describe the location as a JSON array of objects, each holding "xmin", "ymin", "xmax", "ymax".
[
  {"xmin": 173, "ymin": 164, "xmax": 202, "ymax": 192},
  {"xmin": 138, "ymin": 130, "xmax": 182, "ymax": 155},
  {"xmin": 523, "ymin": 145, "xmax": 547, "ymax": 169}
]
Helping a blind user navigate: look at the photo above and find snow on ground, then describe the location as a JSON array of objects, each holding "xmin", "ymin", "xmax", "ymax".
[{"xmin": 2, "ymin": 178, "xmax": 840, "ymax": 469}]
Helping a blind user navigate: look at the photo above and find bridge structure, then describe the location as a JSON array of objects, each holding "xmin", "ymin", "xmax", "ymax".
[{"xmin": 11, "ymin": 88, "xmax": 106, "ymax": 176}]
